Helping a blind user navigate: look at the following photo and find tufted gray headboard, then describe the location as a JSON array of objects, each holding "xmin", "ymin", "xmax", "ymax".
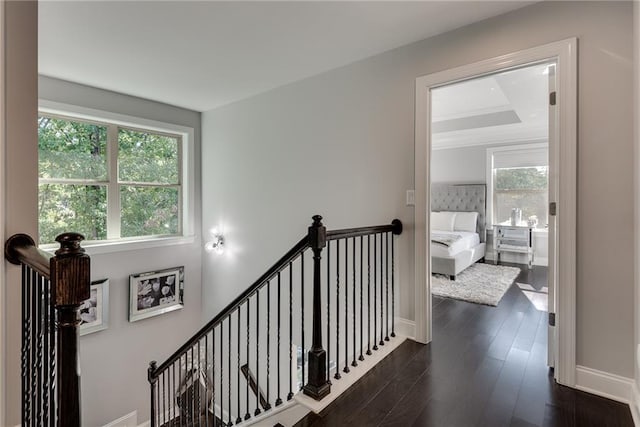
[{"xmin": 431, "ymin": 183, "xmax": 487, "ymax": 242}]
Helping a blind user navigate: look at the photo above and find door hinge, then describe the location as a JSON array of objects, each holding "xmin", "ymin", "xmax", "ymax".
[
  {"xmin": 549, "ymin": 202, "xmax": 557, "ymax": 216},
  {"xmin": 549, "ymin": 91, "xmax": 557, "ymax": 106},
  {"xmin": 548, "ymin": 312, "xmax": 556, "ymax": 327}
]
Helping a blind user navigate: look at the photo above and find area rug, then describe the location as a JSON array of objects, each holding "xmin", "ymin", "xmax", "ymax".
[{"xmin": 432, "ymin": 263, "xmax": 521, "ymax": 306}]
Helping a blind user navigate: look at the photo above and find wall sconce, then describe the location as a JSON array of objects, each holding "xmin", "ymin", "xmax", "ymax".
[{"xmin": 205, "ymin": 229, "xmax": 225, "ymax": 255}]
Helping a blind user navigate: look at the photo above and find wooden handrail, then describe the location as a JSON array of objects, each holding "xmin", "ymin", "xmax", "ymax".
[
  {"xmin": 4, "ymin": 233, "xmax": 52, "ymax": 277},
  {"xmin": 150, "ymin": 235, "xmax": 309, "ymax": 376},
  {"xmin": 5, "ymin": 232, "xmax": 90, "ymax": 427},
  {"xmin": 148, "ymin": 215, "xmax": 403, "ymax": 426},
  {"xmin": 326, "ymin": 219, "xmax": 403, "ymax": 240}
]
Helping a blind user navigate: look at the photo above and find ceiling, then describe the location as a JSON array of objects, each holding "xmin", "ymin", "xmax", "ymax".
[
  {"xmin": 431, "ymin": 62, "xmax": 551, "ymax": 149},
  {"xmin": 39, "ymin": 1, "xmax": 535, "ymax": 112}
]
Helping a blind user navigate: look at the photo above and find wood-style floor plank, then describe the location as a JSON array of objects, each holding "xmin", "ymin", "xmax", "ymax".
[{"xmin": 296, "ymin": 264, "xmax": 634, "ymax": 427}]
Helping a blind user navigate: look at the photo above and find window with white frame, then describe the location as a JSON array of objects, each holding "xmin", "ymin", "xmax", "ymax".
[
  {"xmin": 487, "ymin": 144, "xmax": 548, "ymax": 229},
  {"xmin": 38, "ymin": 112, "xmax": 188, "ymax": 245}
]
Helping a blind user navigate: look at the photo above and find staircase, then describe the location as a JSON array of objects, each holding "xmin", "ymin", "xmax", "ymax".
[
  {"xmin": 147, "ymin": 215, "xmax": 402, "ymax": 426},
  {"xmin": 5, "ymin": 215, "xmax": 402, "ymax": 427}
]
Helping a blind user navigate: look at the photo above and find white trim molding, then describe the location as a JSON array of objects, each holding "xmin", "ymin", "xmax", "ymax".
[
  {"xmin": 630, "ymin": 383, "xmax": 640, "ymax": 427},
  {"xmin": 575, "ymin": 365, "xmax": 634, "ymax": 405},
  {"xmin": 414, "ymin": 38, "xmax": 578, "ymax": 386},
  {"xmin": 395, "ymin": 317, "xmax": 416, "ymax": 339}
]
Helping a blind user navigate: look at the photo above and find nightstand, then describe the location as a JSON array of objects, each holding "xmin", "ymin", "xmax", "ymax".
[{"xmin": 494, "ymin": 224, "xmax": 534, "ymax": 269}]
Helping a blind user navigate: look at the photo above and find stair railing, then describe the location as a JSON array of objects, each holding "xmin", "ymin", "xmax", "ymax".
[
  {"xmin": 148, "ymin": 215, "xmax": 402, "ymax": 426},
  {"xmin": 4, "ymin": 232, "xmax": 91, "ymax": 427}
]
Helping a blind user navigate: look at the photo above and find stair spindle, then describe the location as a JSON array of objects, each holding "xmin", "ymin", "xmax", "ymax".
[
  {"xmin": 351, "ymin": 236, "xmax": 357, "ymax": 368},
  {"xmin": 359, "ymin": 236, "xmax": 364, "ymax": 362}
]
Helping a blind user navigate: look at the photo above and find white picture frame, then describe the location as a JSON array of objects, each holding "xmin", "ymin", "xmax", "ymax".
[
  {"xmin": 79, "ymin": 279, "xmax": 109, "ymax": 336},
  {"xmin": 129, "ymin": 266, "xmax": 184, "ymax": 322}
]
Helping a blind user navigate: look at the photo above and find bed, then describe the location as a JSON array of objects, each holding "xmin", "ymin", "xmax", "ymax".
[{"xmin": 431, "ymin": 184, "xmax": 487, "ymax": 280}]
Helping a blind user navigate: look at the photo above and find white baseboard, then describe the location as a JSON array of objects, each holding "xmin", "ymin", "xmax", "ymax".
[
  {"xmin": 395, "ymin": 317, "xmax": 415, "ymax": 339},
  {"xmin": 575, "ymin": 365, "xmax": 634, "ymax": 404},
  {"xmin": 630, "ymin": 383, "xmax": 640, "ymax": 427},
  {"xmin": 295, "ymin": 335, "xmax": 407, "ymax": 414},
  {"xmin": 102, "ymin": 410, "xmax": 138, "ymax": 427}
]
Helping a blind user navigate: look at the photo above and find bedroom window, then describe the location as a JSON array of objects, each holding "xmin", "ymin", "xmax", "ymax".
[
  {"xmin": 38, "ymin": 111, "xmax": 189, "ymax": 246},
  {"xmin": 487, "ymin": 144, "xmax": 548, "ymax": 229}
]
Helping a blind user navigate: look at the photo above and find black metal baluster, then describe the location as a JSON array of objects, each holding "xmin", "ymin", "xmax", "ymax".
[
  {"xmin": 359, "ymin": 236, "xmax": 364, "ymax": 362},
  {"xmin": 343, "ymin": 238, "xmax": 350, "ymax": 374},
  {"xmin": 221, "ymin": 321, "xmax": 224, "ymax": 426},
  {"xmin": 288, "ymin": 262, "xmax": 294, "ymax": 401},
  {"xmin": 162, "ymin": 367, "xmax": 166, "ymax": 426},
  {"xmin": 276, "ymin": 272, "xmax": 283, "ymax": 407},
  {"xmin": 190, "ymin": 345, "xmax": 195, "ymax": 425},
  {"xmin": 236, "ymin": 306, "xmax": 242, "ymax": 425},
  {"xmin": 373, "ymin": 234, "xmax": 378, "ymax": 351},
  {"xmin": 198, "ymin": 339, "xmax": 203, "ymax": 424},
  {"xmin": 255, "ymin": 289, "xmax": 261, "ymax": 417},
  {"xmin": 366, "ymin": 236, "xmax": 372, "ymax": 356},
  {"xmin": 228, "ymin": 315, "xmax": 232, "ymax": 426},
  {"xmin": 351, "ymin": 237, "xmax": 357, "ymax": 367},
  {"xmin": 380, "ymin": 233, "xmax": 385, "ymax": 346},
  {"xmin": 391, "ymin": 233, "xmax": 396, "ymax": 338},
  {"xmin": 37, "ymin": 274, "xmax": 44, "ymax": 427},
  {"xmin": 266, "ymin": 280, "xmax": 272, "ymax": 411},
  {"xmin": 30, "ymin": 269, "xmax": 38, "ymax": 426},
  {"xmin": 301, "ymin": 255, "xmax": 305, "ymax": 388},
  {"xmin": 385, "ymin": 232, "xmax": 390, "ymax": 342},
  {"xmin": 326, "ymin": 241, "xmax": 331, "ymax": 382},
  {"xmin": 334, "ymin": 240, "xmax": 341, "ymax": 380},
  {"xmin": 21, "ymin": 265, "xmax": 28, "ymax": 425},
  {"xmin": 178, "ymin": 356, "xmax": 183, "ymax": 427},
  {"xmin": 172, "ymin": 362, "xmax": 176, "ymax": 425},
  {"xmin": 209, "ymin": 332, "xmax": 213, "ymax": 426},
  {"xmin": 245, "ymin": 298, "xmax": 251, "ymax": 421},
  {"xmin": 48, "ymin": 275, "xmax": 55, "ymax": 427},
  {"xmin": 42, "ymin": 275, "xmax": 50, "ymax": 427}
]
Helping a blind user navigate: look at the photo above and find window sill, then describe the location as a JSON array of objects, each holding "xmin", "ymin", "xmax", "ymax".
[{"xmin": 40, "ymin": 235, "xmax": 197, "ymax": 256}]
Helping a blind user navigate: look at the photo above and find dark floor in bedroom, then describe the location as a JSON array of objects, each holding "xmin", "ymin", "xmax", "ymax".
[{"xmin": 297, "ymin": 263, "xmax": 633, "ymax": 427}]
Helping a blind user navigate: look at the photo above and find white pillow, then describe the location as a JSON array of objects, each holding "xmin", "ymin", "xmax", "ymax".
[
  {"xmin": 453, "ymin": 211, "xmax": 478, "ymax": 232},
  {"xmin": 431, "ymin": 211, "xmax": 456, "ymax": 231}
]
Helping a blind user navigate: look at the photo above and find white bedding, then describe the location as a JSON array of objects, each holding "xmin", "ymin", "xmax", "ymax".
[{"xmin": 431, "ymin": 230, "xmax": 480, "ymax": 257}]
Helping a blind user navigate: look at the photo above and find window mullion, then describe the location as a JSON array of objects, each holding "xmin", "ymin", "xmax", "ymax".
[{"xmin": 106, "ymin": 125, "xmax": 120, "ymax": 239}]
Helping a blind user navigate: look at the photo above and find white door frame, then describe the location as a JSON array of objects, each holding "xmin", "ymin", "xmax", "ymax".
[{"xmin": 414, "ymin": 38, "xmax": 577, "ymax": 387}]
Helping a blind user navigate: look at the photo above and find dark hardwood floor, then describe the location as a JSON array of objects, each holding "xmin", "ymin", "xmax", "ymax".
[{"xmin": 297, "ymin": 264, "xmax": 633, "ymax": 427}]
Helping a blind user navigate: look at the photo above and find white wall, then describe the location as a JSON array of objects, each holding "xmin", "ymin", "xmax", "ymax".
[
  {"xmin": 30, "ymin": 76, "xmax": 203, "ymax": 426},
  {"xmin": 201, "ymin": 1, "xmax": 634, "ymax": 379}
]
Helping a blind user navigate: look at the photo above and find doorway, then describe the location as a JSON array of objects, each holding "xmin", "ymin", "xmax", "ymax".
[{"xmin": 413, "ymin": 39, "xmax": 577, "ymax": 386}]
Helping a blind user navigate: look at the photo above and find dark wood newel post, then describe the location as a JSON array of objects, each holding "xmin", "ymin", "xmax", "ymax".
[
  {"xmin": 51, "ymin": 233, "xmax": 90, "ymax": 427},
  {"xmin": 303, "ymin": 215, "xmax": 331, "ymax": 400}
]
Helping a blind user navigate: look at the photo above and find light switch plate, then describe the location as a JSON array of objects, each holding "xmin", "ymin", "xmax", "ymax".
[{"xmin": 406, "ymin": 190, "xmax": 415, "ymax": 206}]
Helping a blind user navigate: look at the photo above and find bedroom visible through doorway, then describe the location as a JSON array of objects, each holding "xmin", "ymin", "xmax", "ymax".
[{"xmin": 428, "ymin": 61, "xmax": 556, "ymax": 367}]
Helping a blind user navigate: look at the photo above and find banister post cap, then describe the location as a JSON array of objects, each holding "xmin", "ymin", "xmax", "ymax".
[
  {"xmin": 391, "ymin": 219, "xmax": 403, "ymax": 235},
  {"xmin": 148, "ymin": 360, "xmax": 158, "ymax": 382},
  {"xmin": 55, "ymin": 233, "xmax": 86, "ymax": 257}
]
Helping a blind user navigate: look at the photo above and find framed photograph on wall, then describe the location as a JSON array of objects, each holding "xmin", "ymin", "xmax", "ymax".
[
  {"xmin": 80, "ymin": 279, "xmax": 109, "ymax": 336},
  {"xmin": 129, "ymin": 266, "xmax": 184, "ymax": 322}
]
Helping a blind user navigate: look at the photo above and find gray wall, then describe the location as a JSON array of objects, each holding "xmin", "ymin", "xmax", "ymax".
[
  {"xmin": 35, "ymin": 76, "xmax": 203, "ymax": 426},
  {"xmin": 201, "ymin": 1, "xmax": 635, "ymax": 378},
  {"xmin": 431, "ymin": 145, "xmax": 487, "ymax": 184}
]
